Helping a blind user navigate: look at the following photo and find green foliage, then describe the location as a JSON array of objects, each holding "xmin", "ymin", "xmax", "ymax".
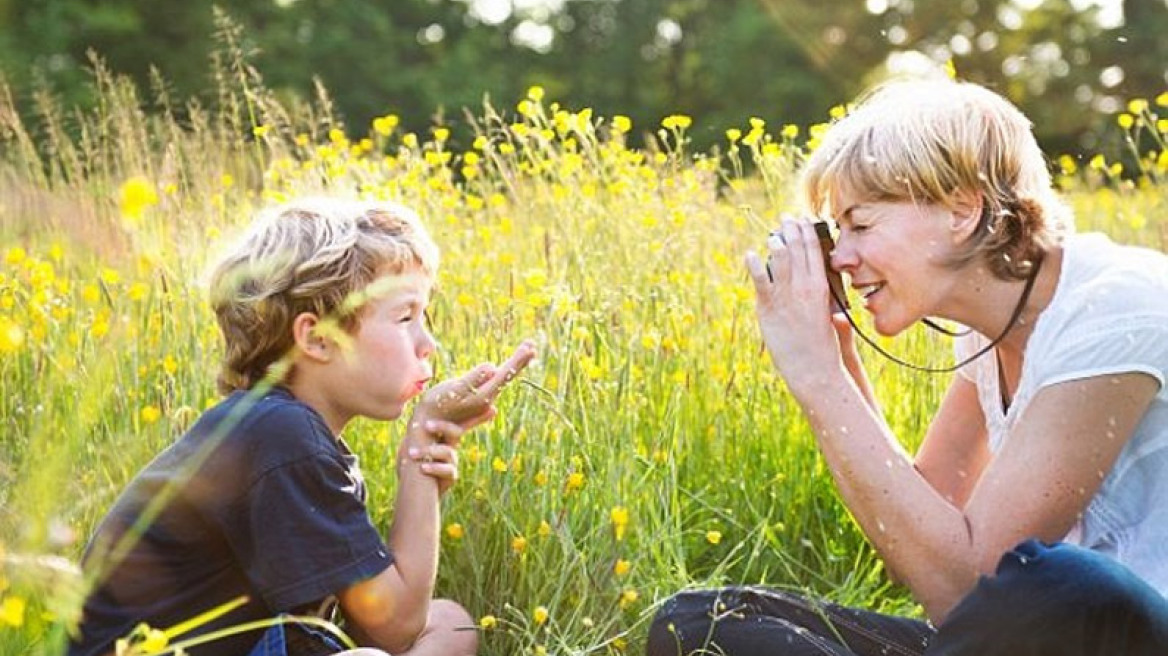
[{"xmin": 2, "ymin": 0, "xmax": 1166, "ymax": 157}]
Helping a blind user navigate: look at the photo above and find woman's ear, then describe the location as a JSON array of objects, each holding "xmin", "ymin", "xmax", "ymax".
[
  {"xmin": 292, "ymin": 312, "xmax": 331, "ymax": 362},
  {"xmin": 948, "ymin": 190, "xmax": 983, "ymax": 243}
]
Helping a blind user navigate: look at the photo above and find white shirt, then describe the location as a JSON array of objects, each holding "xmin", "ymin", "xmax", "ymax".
[{"xmin": 955, "ymin": 233, "xmax": 1168, "ymax": 596}]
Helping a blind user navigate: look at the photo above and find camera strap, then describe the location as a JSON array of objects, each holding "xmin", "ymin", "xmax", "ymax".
[{"xmin": 832, "ymin": 254, "xmax": 1044, "ymax": 373}]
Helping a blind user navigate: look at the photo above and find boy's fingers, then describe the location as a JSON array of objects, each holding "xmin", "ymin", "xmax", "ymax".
[
  {"xmin": 424, "ymin": 419, "xmax": 467, "ymax": 446},
  {"xmin": 479, "ymin": 340, "xmax": 537, "ymax": 398},
  {"xmin": 419, "ymin": 462, "xmax": 458, "ymax": 481}
]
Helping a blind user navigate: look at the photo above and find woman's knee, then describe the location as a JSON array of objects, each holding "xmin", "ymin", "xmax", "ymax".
[
  {"xmin": 647, "ymin": 590, "xmax": 726, "ymax": 656},
  {"xmin": 933, "ymin": 540, "xmax": 1168, "ymax": 655}
]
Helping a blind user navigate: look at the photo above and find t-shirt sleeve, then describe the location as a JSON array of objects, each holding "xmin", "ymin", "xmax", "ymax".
[
  {"xmin": 219, "ymin": 412, "xmax": 393, "ymax": 610},
  {"xmin": 1033, "ymin": 317, "xmax": 1168, "ymax": 394}
]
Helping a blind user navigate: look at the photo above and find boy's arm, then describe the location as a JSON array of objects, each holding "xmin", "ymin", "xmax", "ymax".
[
  {"xmin": 338, "ymin": 342, "xmax": 536, "ymax": 652},
  {"xmin": 336, "ymin": 423, "xmax": 447, "ymax": 653}
]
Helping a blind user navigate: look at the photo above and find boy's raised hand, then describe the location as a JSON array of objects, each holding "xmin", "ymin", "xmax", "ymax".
[{"xmin": 416, "ymin": 339, "xmax": 537, "ymax": 429}]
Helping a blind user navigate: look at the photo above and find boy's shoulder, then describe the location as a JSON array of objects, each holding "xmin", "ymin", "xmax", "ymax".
[{"xmin": 180, "ymin": 386, "xmax": 340, "ymax": 478}]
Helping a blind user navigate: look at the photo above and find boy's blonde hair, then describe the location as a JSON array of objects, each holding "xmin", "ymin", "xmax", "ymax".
[
  {"xmin": 801, "ymin": 77, "xmax": 1071, "ymax": 280},
  {"xmin": 209, "ymin": 198, "xmax": 439, "ymax": 394}
]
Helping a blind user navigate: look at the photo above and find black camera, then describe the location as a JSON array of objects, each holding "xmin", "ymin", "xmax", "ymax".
[{"xmin": 766, "ymin": 222, "xmax": 849, "ymax": 310}]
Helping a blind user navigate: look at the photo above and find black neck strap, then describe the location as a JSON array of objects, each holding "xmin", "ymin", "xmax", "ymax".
[{"xmin": 833, "ymin": 254, "xmax": 1044, "ymax": 374}]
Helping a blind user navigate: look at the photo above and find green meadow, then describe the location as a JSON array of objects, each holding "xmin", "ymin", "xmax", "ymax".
[{"xmin": 1, "ymin": 52, "xmax": 1165, "ymax": 655}]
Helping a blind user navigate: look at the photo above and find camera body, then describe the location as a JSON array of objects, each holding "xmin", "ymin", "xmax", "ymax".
[
  {"xmin": 814, "ymin": 221, "xmax": 850, "ymax": 310},
  {"xmin": 766, "ymin": 222, "xmax": 849, "ymax": 310}
]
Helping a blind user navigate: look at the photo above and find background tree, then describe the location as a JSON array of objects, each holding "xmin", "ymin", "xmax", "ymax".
[{"xmin": 0, "ymin": 0, "xmax": 1164, "ymax": 155}]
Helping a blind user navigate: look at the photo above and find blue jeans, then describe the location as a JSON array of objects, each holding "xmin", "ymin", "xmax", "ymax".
[
  {"xmin": 246, "ymin": 617, "xmax": 347, "ymax": 656},
  {"xmin": 646, "ymin": 540, "xmax": 1168, "ymax": 656}
]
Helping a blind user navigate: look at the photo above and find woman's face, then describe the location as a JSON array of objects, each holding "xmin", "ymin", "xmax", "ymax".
[{"xmin": 828, "ymin": 196, "xmax": 961, "ymax": 336}]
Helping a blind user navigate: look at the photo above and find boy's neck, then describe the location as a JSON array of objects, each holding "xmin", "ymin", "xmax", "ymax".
[{"xmin": 287, "ymin": 376, "xmax": 348, "ymax": 437}]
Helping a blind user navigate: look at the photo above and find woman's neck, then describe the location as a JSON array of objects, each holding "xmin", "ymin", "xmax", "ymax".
[{"xmin": 940, "ymin": 247, "xmax": 1063, "ymax": 355}]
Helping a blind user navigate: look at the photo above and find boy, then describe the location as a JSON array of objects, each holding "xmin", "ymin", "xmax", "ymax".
[{"xmin": 70, "ymin": 198, "xmax": 535, "ymax": 655}]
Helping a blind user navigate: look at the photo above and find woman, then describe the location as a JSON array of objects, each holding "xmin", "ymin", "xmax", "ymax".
[{"xmin": 647, "ymin": 78, "xmax": 1168, "ymax": 655}]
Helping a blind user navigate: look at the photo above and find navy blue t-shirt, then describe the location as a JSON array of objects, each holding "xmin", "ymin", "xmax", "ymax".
[{"xmin": 69, "ymin": 387, "xmax": 394, "ymax": 656}]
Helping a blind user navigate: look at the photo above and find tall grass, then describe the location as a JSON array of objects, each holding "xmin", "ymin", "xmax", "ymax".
[{"xmin": 1, "ymin": 28, "xmax": 1165, "ymax": 654}]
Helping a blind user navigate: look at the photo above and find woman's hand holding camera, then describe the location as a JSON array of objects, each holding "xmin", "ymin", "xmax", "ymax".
[{"xmin": 746, "ymin": 218, "xmax": 845, "ymax": 390}]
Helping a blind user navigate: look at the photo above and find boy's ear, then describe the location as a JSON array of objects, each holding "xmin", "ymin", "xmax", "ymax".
[
  {"xmin": 292, "ymin": 312, "xmax": 331, "ymax": 362},
  {"xmin": 948, "ymin": 190, "xmax": 983, "ymax": 243}
]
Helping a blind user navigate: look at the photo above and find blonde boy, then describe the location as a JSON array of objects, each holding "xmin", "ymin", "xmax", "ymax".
[{"xmin": 71, "ymin": 198, "xmax": 534, "ymax": 656}]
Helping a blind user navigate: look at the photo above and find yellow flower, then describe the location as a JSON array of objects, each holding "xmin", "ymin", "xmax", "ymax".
[
  {"xmin": 0, "ymin": 595, "xmax": 26, "ymax": 627},
  {"xmin": 373, "ymin": 115, "xmax": 399, "ymax": 137},
  {"xmin": 511, "ymin": 534, "xmax": 528, "ymax": 554},
  {"xmin": 565, "ymin": 471, "xmax": 586, "ymax": 493},
  {"xmin": 432, "ymin": 127, "xmax": 450, "ymax": 142},
  {"xmin": 252, "ymin": 125, "xmax": 270, "ymax": 138},
  {"xmin": 118, "ymin": 176, "xmax": 160, "ymax": 222},
  {"xmin": 140, "ymin": 627, "xmax": 168, "ymax": 653},
  {"xmin": 445, "ymin": 523, "xmax": 465, "ymax": 540},
  {"xmin": 532, "ymin": 605, "xmax": 549, "ymax": 626},
  {"xmin": 527, "ymin": 85, "xmax": 545, "ymax": 102},
  {"xmin": 128, "ymin": 282, "xmax": 150, "ymax": 302},
  {"xmin": 1117, "ymin": 113, "xmax": 1134, "ymax": 129},
  {"xmin": 610, "ymin": 506, "xmax": 629, "ymax": 541},
  {"xmin": 479, "ymin": 614, "xmax": 497, "ymax": 630},
  {"xmin": 661, "ymin": 115, "xmax": 692, "ymax": 130},
  {"xmin": 537, "ymin": 520, "xmax": 552, "ymax": 538},
  {"xmin": 492, "ymin": 456, "xmax": 509, "ymax": 473},
  {"xmin": 141, "ymin": 406, "xmax": 162, "ymax": 424},
  {"xmin": 4, "ymin": 246, "xmax": 26, "ymax": 266},
  {"xmin": 534, "ymin": 646, "xmax": 547, "ymax": 656},
  {"xmin": 1127, "ymin": 98, "xmax": 1148, "ymax": 115},
  {"xmin": 614, "ymin": 558, "xmax": 632, "ymax": 577},
  {"xmin": 706, "ymin": 530, "xmax": 723, "ymax": 545},
  {"xmin": 533, "ymin": 470, "xmax": 548, "ymax": 486},
  {"xmin": 619, "ymin": 587, "xmax": 639, "ymax": 609},
  {"xmin": 0, "ymin": 317, "xmax": 24, "ymax": 353},
  {"xmin": 944, "ymin": 58, "xmax": 957, "ymax": 80},
  {"xmin": 1157, "ymin": 91, "xmax": 1168, "ymax": 107},
  {"xmin": 781, "ymin": 124, "xmax": 799, "ymax": 139},
  {"xmin": 611, "ymin": 115, "xmax": 632, "ymax": 134}
]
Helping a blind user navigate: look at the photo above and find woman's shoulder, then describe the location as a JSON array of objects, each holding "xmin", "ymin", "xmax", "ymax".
[{"xmin": 1051, "ymin": 233, "xmax": 1168, "ymax": 324}]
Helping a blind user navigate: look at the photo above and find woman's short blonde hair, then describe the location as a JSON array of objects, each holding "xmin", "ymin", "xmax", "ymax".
[
  {"xmin": 801, "ymin": 77, "xmax": 1071, "ymax": 279},
  {"xmin": 208, "ymin": 198, "xmax": 439, "ymax": 393}
]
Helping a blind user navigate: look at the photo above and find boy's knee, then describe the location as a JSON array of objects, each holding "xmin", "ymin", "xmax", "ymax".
[{"xmin": 426, "ymin": 599, "xmax": 478, "ymax": 654}]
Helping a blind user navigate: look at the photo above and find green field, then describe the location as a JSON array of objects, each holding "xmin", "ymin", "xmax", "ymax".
[{"xmin": 1, "ymin": 60, "xmax": 1165, "ymax": 655}]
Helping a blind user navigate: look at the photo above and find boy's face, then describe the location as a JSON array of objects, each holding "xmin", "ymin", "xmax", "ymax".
[{"xmin": 324, "ymin": 270, "xmax": 436, "ymax": 423}]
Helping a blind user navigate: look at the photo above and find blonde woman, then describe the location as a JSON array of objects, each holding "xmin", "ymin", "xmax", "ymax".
[{"xmin": 648, "ymin": 79, "xmax": 1168, "ymax": 655}]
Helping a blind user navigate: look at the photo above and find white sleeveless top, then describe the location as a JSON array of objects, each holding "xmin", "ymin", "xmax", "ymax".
[{"xmin": 954, "ymin": 233, "xmax": 1168, "ymax": 597}]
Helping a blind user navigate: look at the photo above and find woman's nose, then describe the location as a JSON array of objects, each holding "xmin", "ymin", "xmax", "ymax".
[{"xmin": 829, "ymin": 235, "xmax": 857, "ymax": 272}]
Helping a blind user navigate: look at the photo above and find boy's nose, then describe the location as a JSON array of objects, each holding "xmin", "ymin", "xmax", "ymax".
[{"xmin": 418, "ymin": 327, "xmax": 437, "ymax": 359}]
